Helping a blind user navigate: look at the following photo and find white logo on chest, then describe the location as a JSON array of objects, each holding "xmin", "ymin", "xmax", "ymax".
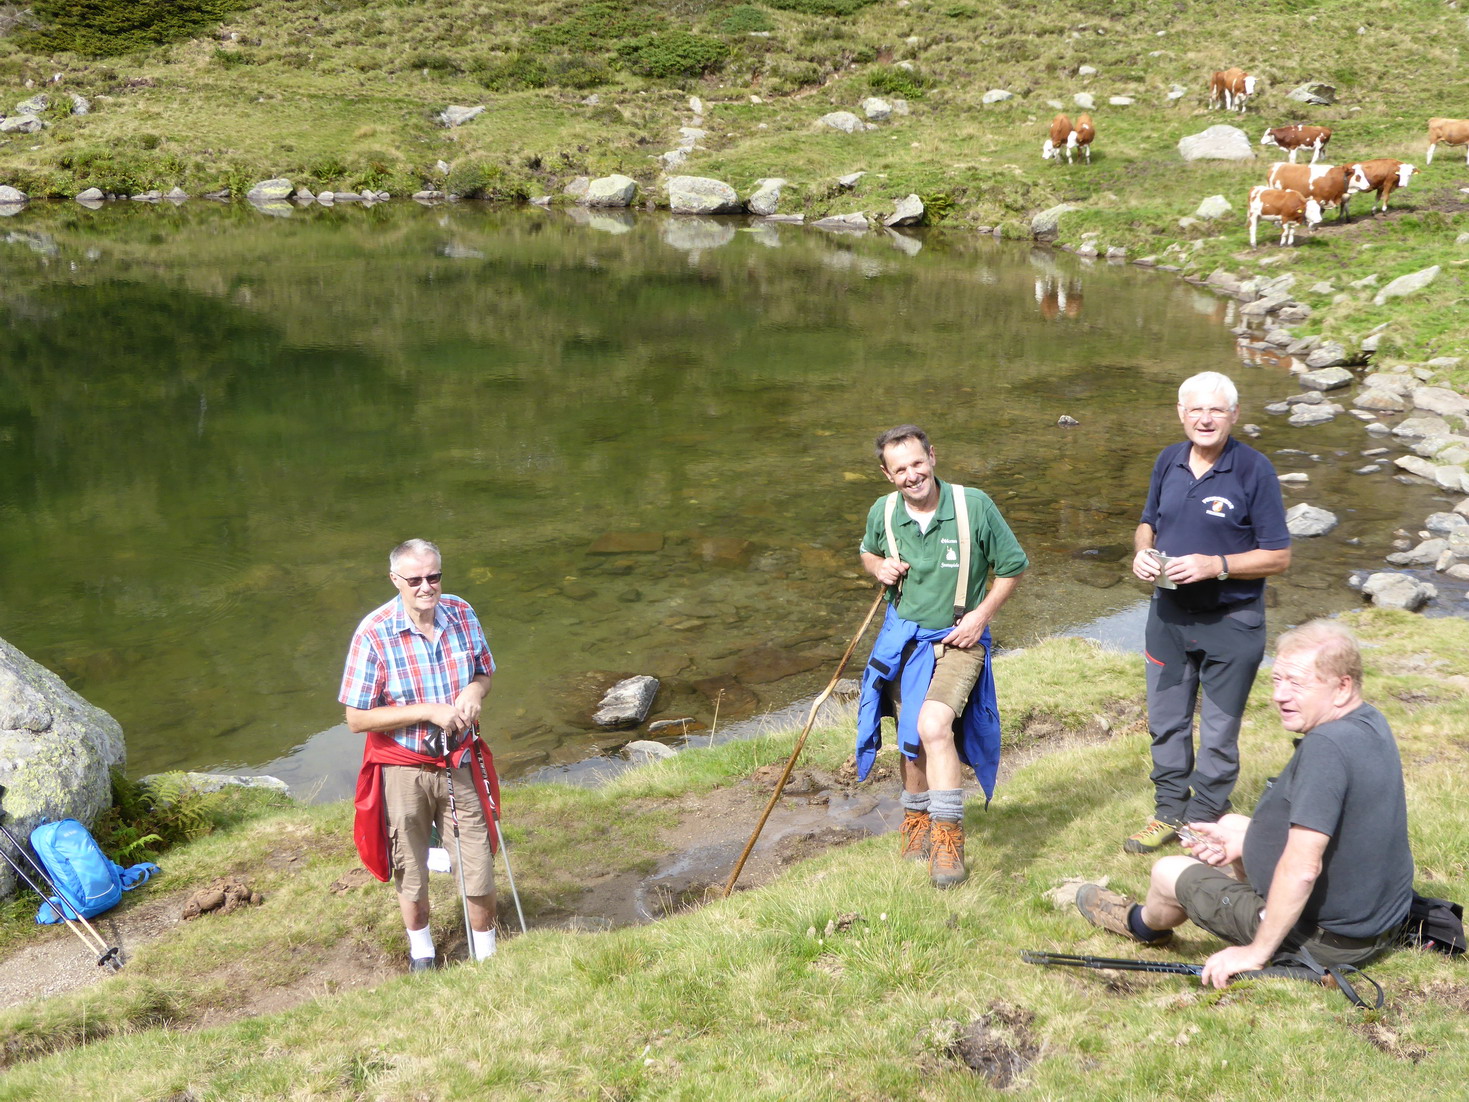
[{"xmin": 1202, "ymin": 495, "xmax": 1236, "ymax": 517}]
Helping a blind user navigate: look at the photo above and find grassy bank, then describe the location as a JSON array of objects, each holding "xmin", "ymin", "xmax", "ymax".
[
  {"xmin": 1, "ymin": 0, "xmax": 1468, "ymax": 375},
  {"xmin": 1, "ymin": 610, "xmax": 1466, "ymax": 1099}
]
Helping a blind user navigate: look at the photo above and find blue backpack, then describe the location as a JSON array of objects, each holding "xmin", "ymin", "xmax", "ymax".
[{"xmin": 29, "ymin": 819, "xmax": 161, "ymax": 924}]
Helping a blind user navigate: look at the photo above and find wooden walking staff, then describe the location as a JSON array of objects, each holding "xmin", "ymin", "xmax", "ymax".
[{"xmin": 722, "ymin": 587, "xmax": 887, "ymax": 898}]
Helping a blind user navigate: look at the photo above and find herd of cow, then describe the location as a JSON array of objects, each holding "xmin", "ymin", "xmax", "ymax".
[{"xmin": 1041, "ymin": 67, "xmax": 1469, "ymax": 249}]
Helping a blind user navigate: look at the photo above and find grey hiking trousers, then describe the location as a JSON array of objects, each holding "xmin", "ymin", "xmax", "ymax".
[{"xmin": 1143, "ymin": 594, "xmax": 1266, "ymax": 824}]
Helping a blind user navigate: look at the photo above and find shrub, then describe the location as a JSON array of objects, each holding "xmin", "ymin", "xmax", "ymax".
[
  {"xmin": 406, "ymin": 51, "xmax": 461, "ymax": 74},
  {"xmin": 763, "ymin": 0, "xmax": 879, "ymax": 15},
  {"xmin": 547, "ymin": 53, "xmax": 611, "ymax": 89},
  {"xmin": 616, "ymin": 29, "xmax": 729, "ymax": 78},
  {"xmin": 868, "ymin": 65, "xmax": 925, "ymax": 99},
  {"xmin": 531, "ymin": 1, "xmax": 659, "ymax": 53},
  {"xmin": 22, "ymin": 0, "xmax": 246, "ymax": 57},
  {"xmin": 475, "ymin": 53, "xmax": 549, "ymax": 91},
  {"xmin": 444, "ymin": 156, "xmax": 532, "ymax": 201},
  {"xmin": 713, "ymin": 4, "xmax": 773, "ymax": 34}
]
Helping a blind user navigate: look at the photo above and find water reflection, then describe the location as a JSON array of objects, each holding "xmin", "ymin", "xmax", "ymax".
[{"xmin": 0, "ymin": 203, "xmax": 1449, "ymax": 794}]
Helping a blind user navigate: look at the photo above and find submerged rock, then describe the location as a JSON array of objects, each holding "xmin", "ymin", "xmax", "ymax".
[{"xmin": 594, "ymin": 676, "xmax": 660, "ymax": 729}]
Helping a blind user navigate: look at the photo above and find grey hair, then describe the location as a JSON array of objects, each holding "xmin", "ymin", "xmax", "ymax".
[
  {"xmin": 874, "ymin": 424, "xmax": 932, "ymax": 466},
  {"xmin": 389, "ymin": 538, "xmax": 442, "ymax": 573},
  {"xmin": 1177, "ymin": 371, "xmax": 1239, "ymax": 410},
  {"xmin": 1275, "ymin": 619, "xmax": 1363, "ymax": 692}
]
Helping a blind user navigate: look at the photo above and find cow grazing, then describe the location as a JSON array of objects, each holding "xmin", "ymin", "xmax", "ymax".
[
  {"xmin": 1426, "ymin": 117, "xmax": 1469, "ymax": 164},
  {"xmin": 1345, "ymin": 159, "xmax": 1416, "ymax": 215},
  {"xmin": 1042, "ymin": 113, "xmax": 1072, "ymax": 161},
  {"xmin": 1266, "ymin": 162, "xmax": 1354, "ymax": 220},
  {"xmin": 1260, "ymin": 124, "xmax": 1331, "ymax": 163},
  {"xmin": 1071, "ymin": 113, "xmax": 1095, "ymax": 163},
  {"xmin": 1247, "ymin": 186, "xmax": 1323, "ymax": 247},
  {"xmin": 1210, "ymin": 68, "xmax": 1258, "ymax": 113}
]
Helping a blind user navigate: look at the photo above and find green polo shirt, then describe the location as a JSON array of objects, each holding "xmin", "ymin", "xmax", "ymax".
[{"xmin": 860, "ymin": 479, "xmax": 1029, "ymax": 631}]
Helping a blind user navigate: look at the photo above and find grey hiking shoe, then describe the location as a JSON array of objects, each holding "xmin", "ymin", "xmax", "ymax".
[
  {"xmin": 1123, "ymin": 818, "xmax": 1180, "ymax": 854},
  {"xmin": 1075, "ymin": 883, "xmax": 1172, "ymax": 946}
]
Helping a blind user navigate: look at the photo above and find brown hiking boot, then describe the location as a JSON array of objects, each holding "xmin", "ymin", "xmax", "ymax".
[
  {"xmin": 899, "ymin": 809, "xmax": 931, "ymax": 861},
  {"xmin": 928, "ymin": 820, "xmax": 967, "ymax": 889},
  {"xmin": 1075, "ymin": 883, "xmax": 1172, "ymax": 946}
]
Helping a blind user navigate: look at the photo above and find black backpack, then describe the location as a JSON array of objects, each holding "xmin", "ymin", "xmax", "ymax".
[{"xmin": 1402, "ymin": 892, "xmax": 1466, "ymax": 956}]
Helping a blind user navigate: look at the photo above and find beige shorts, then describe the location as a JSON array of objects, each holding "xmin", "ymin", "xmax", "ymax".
[
  {"xmin": 383, "ymin": 762, "xmax": 495, "ymax": 902},
  {"xmin": 887, "ymin": 641, "xmax": 987, "ymax": 715}
]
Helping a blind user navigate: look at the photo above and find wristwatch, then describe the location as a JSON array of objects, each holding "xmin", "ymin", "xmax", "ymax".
[{"xmin": 1216, "ymin": 555, "xmax": 1230, "ymax": 581}]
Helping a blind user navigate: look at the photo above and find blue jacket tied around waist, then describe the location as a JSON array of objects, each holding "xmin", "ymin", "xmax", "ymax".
[{"xmin": 855, "ymin": 604, "xmax": 1002, "ymax": 801}]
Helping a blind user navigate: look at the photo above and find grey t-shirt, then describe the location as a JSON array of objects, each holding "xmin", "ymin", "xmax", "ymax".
[{"xmin": 1242, "ymin": 702, "xmax": 1414, "ymax": 939}]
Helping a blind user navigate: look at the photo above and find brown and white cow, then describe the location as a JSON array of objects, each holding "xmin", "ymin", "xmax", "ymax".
[
  {"xmin": 1210, "ymin": 68, "xmax": 1258, "ymax": 113},
  {"xmin": 1071, "ymin": 113, "xmax": 1095, "ymax": 163},
  {"xmin": 1345, "ymin": 159, "xmax": 1416, "ymax": 215},
  {"xmin": 1266, "ymin": 162, "xmax": 1353, "ymax": 221},
  {"xmin": 1042, "ymin": 113, "xmax": 1072, "ymax": 161},
  {"xmin": 1260, "ymin": 124, "xmax": 1331, "ymax": 163},
  {"xmin": 1426, "ymin": 117, "xmax": 1469, "ymax": 164},
  {"xmin": 1247, "ymin": 186, "xmax": 1323, "ymax": 247}
]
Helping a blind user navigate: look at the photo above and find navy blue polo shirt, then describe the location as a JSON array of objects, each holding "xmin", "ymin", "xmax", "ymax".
[{"xmin": 1140, "ymin": 436, "xmax": 1290, "ymax": 611}]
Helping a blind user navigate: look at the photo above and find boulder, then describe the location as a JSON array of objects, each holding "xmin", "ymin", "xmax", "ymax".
[
  {"xmin": 75, "ymin": 187, "xmax": 104, "ymax": 203},
  {"xmin": 811, "ymin": 212, "xmax": 869, "ymax": 231},
  {"xmin": 659, "ymin": 150, "xmax": 688, "ymax": 171},
  {"xmin": 1073, "ymin": 92, "xmax": 1096, "ymax": 110},
  {"xmin": 439, "ymin": 105, "xmax": 486, "ymax": 127},
  {"xmin": 1302, "ymin": 345, "xmax": 1350, "ymax": 371},
  {"xmin": 0, "ymin": 635, "xmax": 127, "ymax": 898},
  {"xmin": 837, "ymin": 171, "xmax": 866, "ymax": 188},
  {"xmin": 1195, "ymin": 195, "xmax": 1232, "ymax": 219},
  {"xmin": 246, "ymin": 178, "xmax": 294, "ymax": 202},
  {"xmin": 1178, "ymin": 125, "xmax": 1255, "ymax": 162},
  {"xmin": 593, "ymin": 676, "xmax": 660, "ymax": 729},
  {"xmin": 982, "ymin": 90, "xmax": 1015, "ymax": 104},
  {"xmin": 622, "ymin": 740, "xmax": 677, "ymax": 766},
  {"xmin": 1411, "ymin": 386, "xmax": 1469, "ymax": 420},
  {"xmin": 138, "ymin": 772, "xmax": 288, "ymax": 798},
  {"xmin": 0, "ymin": 185, "xmax": 27, "ymax": 204},
  {"xmin": 862, "ymin": 97, "xmax": 892, "ymax": 121},
  {"xmin": 1299, "ymin": 363, "xmax": 1353, "ymax": 389},
  {"xmin": 1287, "ymin": 82, "xmax": 1336, "ymax": 105},
  {"xmin": 563, "ymin": 176, "xmax": 591, "ymax": 199},
  {"xmin": 1393, "ymin": 414, "xmax": 1453, "ymax": 440},
  {"xmin": 666, "ymin": 175, "xmax": 741, "ymax": 215},
  {"xmin": 1288, "ymin": 404, "xmax": 1340, "ymax": 426},
  {"xmin": 1109, "ymin": 96, "xmax": 1134, "ymax": 107},
  {"xmin": 1286, "ymin": 503, "xmax": 1338, "ymax": 537},
  {"xmin": 14, "ymin": 94, "xmax": 48, "ymax": 114},
  {"xmin": 1360, "ymin": 572, "xmax": 1435, "ymax": 611},
  {"xmin": 884, "ymin": 194, "xmax": 924, "ymax": 227},
  {"xmin": 818, "ymin": 111, "xmax": 866, "ymax": 133},
  {"xmin": 581, "ymin": 174, "xmax": 639, "ymax": 208},
  {"xmin": 1031, "ymin": 203, "xmax": 1077, "ymax": 236},
  {"xmin": 1386, "ymin": 539, "xmax": 1447, "ymax": 567},
  {"xmin": 70, "ymin": 94, "xmax": 91, "ymax": 115},
  {"xmin": 1354, "ymin": 388, "xmax": 1407, "ymax": 412},
  {"xmin": 746, "ymin": 177, "xmax": 787, "ymax": 216},
  {"xmin": 1425, "ymin": 512, "xmax": 1469, "ymax": 535},
  {"xmin": 0, "ymin": 116, "xmax": 44, "ymax": 134},
  {"xmin": 1373, "ymin": 265, "xmax": 1440, "ymax": 306}
]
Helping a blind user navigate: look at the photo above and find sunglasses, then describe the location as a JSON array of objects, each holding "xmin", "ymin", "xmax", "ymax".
[{"xmin": 393, "ymin": 571, "xmax": 443, "ymax": 588}]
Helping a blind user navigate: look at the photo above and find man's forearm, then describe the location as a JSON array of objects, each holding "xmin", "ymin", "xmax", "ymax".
[{"xmin": 1248, "ymin": 837, "xmax": 1324, "ymax": 957}]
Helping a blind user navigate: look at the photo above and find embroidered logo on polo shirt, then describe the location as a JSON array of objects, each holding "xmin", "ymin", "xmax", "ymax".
[{"xmin": 1202, "ymin": 495, "xmax": 1235, "ymax": 517}]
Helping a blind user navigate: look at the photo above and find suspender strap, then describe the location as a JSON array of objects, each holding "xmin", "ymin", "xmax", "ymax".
[
  {"xmin": 883, "ymin": 492, "xmax": 902, "ymax": 602},
  {"xmin": 883, "ymin": 485, "xmax": 973, "ymax": 624}
]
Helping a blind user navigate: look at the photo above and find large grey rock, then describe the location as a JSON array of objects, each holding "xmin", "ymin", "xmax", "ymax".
[
  {"xmin": 1354, "ymin": 388, "xmax": 1406, "ymax": 412},
  {"xmin": 1425, "ymin": 512, "xmax": 1469, "ymax": 535},
  {"xmin": 1073, "ymin": 92, "xmax": 1096, "ymax": 110},
  {"xmin": 70, "ymin": 93, "xmax": 90, "ymax": 116},
  {"xmin": 1287, "ymin": 82, "xmax": 1336, "ymax": 105},
  {"xmin": 818, "ymin": 111, "xmax": 866, "ymax": 133},
  {"xmin": 0, "ymin": 116, "xmax": 44, "ymax": 134},
  {"xmin": 1303, "ymin": 345, "xmax": 1350, "ymax": 371},
  {"xmin": 666, "ymin": 175, "xmax": 741, "ymax": 214},
  {"xmin": 1032, "ymin": 203, "xmax": 1077, "ymax": 236},
  {"xmin": 811, "ymin": 212, "xmax": 869, "ymax": 231},
  {"xmin": 622, "ymin": 740, "xmax": 677, "ymax": 767},
  {"xmin": 1361, "ymin": 572, "xmax": 1434, "ymax": 611},
  {"xmin": 884, "ymin": 194, "xmax": 924, "ymax": 227},
  {"xmin": 75, "ymin": 187, "xmax": 104, "ymax": 203},
  {"xmin": 1288, "ymin": 403, "xmax": 1341, "ymax": 426},
  {"xmin": 746, "ymin": 177, "xmax": 787, "ymax": 216},
  {"xmin": 0, "ymin": 185, "xmax": 26, "ymax": 204},
  {"xmin": 1412, "ymin": 386, "xmax": 1469, "ymax": 419},
  {"xmin": 1394, "ymin": 414, "xmax": 1453, "ymax": 440},
  {"xmin": 593, "ymin": 676, "xmax": 660, "ymax": 729},
  {"xmin": 1286, "ymin": 503, "xmax": 1338, "ymax": 537},
  {"xmin": 1386, "ymin": 539, "xmax": 1448, "ymax": 567},
  {"xmin": 1360, "ymin": 372, "xmax": 1415, "ymax": 395},
  {"xmin": 1178, "ymin": 125, "xmax": 1255, "ymax": 162},
  {"xmin": 0, "ymin": 636, "xmax": 127, "ymax": 898},
  {"xmin": 581, "ymin": 174, "xmax": 639, "ymax": 208},
  {"xmin": 982, "ymin": 89, "xmax": 1015, "ymax": 104},
  {"xmin": 138, "ymin": 772, "xmax": 289, "ymax": 799},
  {"xmin": 1195, "ymin": 195, "xmax": 1232, "ymax": 220},
  {"xmin": 14, "ymin": 94, "xmax": 48, "ymax": 114},
  {"xmin": 439, "ymin": 105, "xmax": 486, "ymax": 127},
  {"xmin": 246, "ymin": 178, "xmax": 294, "ymax": 202},
  {"xmin": 862, "ymin": 97, "xmax": 892, "ymax": 121},
  {"xmin": 1374, "ymin": 265, "xmax": 1440, "ymax": 306},
  {"xmin": 563, "ymin": 176, "xmax": 591, "ymax": 199}
]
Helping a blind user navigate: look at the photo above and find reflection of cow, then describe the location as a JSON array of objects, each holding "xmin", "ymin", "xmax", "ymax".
[
  {"xmin": 1260, "ymin": 124, "xmax": 1331, "ymax": 163},
  {"xmin": 1210, "ymin": 68, "xmax": 1257, "ymax": 112},
  {"xmin": 1425, "ymin": 117, "xmax": 1469, "ymax": 164},
  {"xmin": 1266, "ymin": 162, "xmax": 1353, "ymax": 220},
  {"xmin": 1035, "ymin": 276, "xmax": 1085, "ymax": 319},
  {"xmin": 1344, "ymin": 159, "xmax": 1416, "ymax": 215},
  {"xmin": 1247, "ymin": 185, "xmax": 1322, "ymax": 247}
]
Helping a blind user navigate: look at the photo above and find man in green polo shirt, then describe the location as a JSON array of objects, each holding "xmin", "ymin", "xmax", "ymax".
[{"xmin": 858, "ymin": 425, "xmax": 1029, "ymax": 888}]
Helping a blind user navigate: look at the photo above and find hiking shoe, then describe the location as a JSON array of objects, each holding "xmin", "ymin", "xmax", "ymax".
[
  {"xmin": 1075, "ymin": 883, "xmax": 1172, "ymax": 946},
  {"xmin": 929, "ymin": 820, "xmax": 967, "ymax": 889},
  {"xmin": 1123, "ymin": 818, "xmax": 1180, "ymax": 854},
  {"xmin": 408, "ymin": 956, "xmax": 438, "ymax": 974},
  {"xmin": 899, "ymin": 809, "xmax": 931, "ymax": 861}
]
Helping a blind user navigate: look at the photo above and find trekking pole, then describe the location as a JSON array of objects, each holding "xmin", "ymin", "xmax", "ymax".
[
  {"xmin": 0, "ymin": 791, "xmax": 121, "ymax": 971},
  {"xmin": 438, "ymin": 727, "xmax": 479, "ymax": 962},
  {"xmin": 722, "ymin": 586, "xmax": 886, "ymax": 898},
  {"xmin": 472, "ymin": 740, "xmax": 527, "ymax": 935},
  {"xmin": 1020, "ymin": 950, "xmax": 1384, "ymax": 1008}
]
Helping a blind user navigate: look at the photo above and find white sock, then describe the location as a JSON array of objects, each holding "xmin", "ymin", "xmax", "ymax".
[
  {"xmin": 471, "ymin": 927, "xmax": 497, "ymax": 961},
  {"xmin": 407, "ymin": 925, "xmax": 435, "ymax": 960}
]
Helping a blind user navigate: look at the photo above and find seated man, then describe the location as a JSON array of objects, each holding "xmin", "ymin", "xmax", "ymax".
[{"xmin": 1074, "ymin": 620, "xmax": 1413, "ymax": 987}]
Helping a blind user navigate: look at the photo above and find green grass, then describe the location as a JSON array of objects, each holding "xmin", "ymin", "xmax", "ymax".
[{"xmin": 1, "ymin": 611, "xmax": 1465, "ymax": 1098}]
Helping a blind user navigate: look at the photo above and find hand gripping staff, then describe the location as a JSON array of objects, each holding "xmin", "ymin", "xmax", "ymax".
[
  {"xmin": 0, "ymin": 784, "xmax": 122, "ymax": 972},
  {"xmin": 1020, "ymin": 949, "xmax": 1385, "ymax": 1009},
  {"xmin": 722, "ymin": 586, "xmax": 886, "ymax": 898}
]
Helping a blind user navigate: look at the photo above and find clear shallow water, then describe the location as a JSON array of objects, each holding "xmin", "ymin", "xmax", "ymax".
[{"xmin": 0, "ymin": 202, "xmax": 1448, "ymax": 794}]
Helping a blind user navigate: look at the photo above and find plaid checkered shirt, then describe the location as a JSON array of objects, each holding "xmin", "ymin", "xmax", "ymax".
[{"xmin": 338, "ymin": 594, "xmax": 495, "ymax": 755}]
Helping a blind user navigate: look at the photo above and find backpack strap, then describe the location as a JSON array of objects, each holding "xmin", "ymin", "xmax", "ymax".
[
  {"xmin": 949, "ymin": 485, "xmax": 971, "ymax": 624},
  {"xmin": 119, "ymin": 862, "xmax": 161, "ymax": 890}
]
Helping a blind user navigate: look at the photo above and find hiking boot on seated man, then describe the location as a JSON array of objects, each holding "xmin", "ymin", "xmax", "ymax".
[{"xmin": 1076, "ymin": 622, "xmax": 1413, "ymax": 986}]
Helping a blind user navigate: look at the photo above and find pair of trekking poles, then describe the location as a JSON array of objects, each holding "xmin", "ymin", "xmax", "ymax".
[
  {"xmin": 0, "ymin": 784, "xmax": 122, "ymax": 972},
  {"xmin": 434, "ymin": 729, "xmax": 526, "ymax": 960}
]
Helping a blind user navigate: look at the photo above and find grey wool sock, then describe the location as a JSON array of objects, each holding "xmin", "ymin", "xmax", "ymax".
[
  {"xmin": 929, "ymin": 788, "xmax": 965, "ymax": 824},
  {"xmin": 900, "ymin": 791, "xmax": 931, "ymax": 813}
]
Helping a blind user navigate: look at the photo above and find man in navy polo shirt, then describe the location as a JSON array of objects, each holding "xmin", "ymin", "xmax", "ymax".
[{"xmin": 1125, "ymin": 372, "xmax": 1291, "ymax": 854}]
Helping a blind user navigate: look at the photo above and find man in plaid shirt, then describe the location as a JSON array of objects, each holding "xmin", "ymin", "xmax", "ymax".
[{"xmin": 340, "ymin": 538, "xmax": 498, "ymax": 970}]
